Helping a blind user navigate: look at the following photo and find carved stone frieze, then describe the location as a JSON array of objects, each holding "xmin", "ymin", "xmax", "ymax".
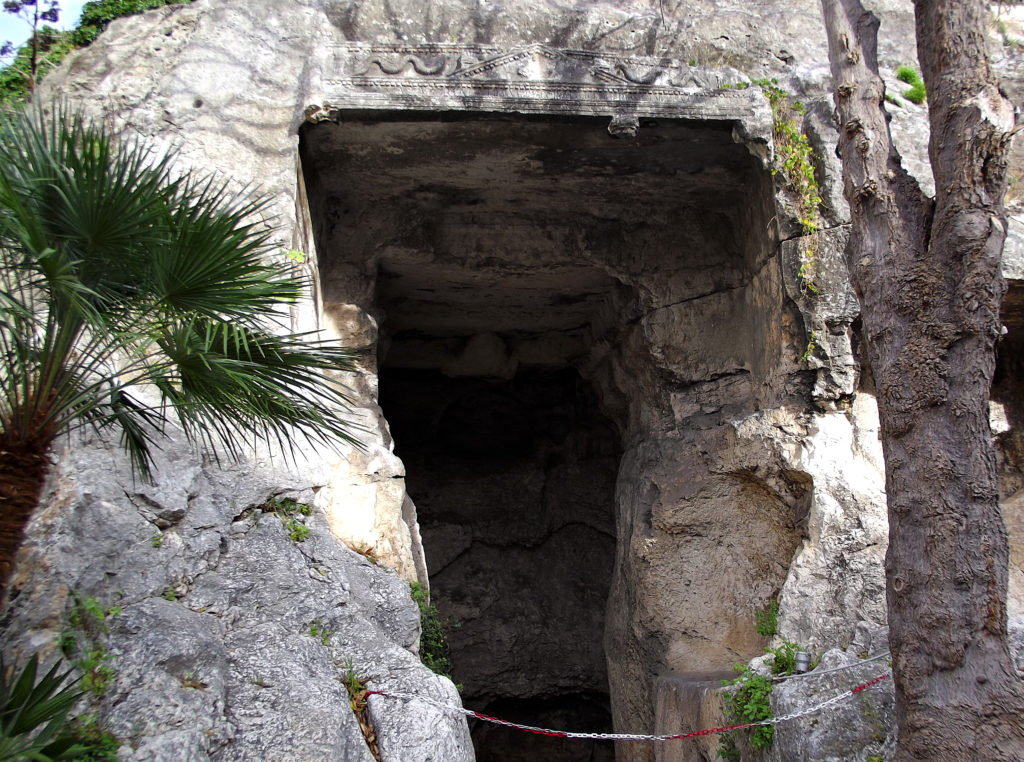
[{"xmin": 309, "ymin": 43, "xmax": 772, "ymax": 141}]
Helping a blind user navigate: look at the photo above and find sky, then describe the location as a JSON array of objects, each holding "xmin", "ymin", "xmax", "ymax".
[{"xmin": 0, "ymin": 1, "xmax": 89, "ymax": 49}]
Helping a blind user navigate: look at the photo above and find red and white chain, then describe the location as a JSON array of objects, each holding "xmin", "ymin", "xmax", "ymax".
[{"xmin": 365, "ymin": 673, "xmax": 890, "ymax": 743}]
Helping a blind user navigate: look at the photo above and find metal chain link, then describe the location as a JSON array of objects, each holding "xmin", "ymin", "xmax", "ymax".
[
  {"xmin": 367, "ymin": 672, "xmax": 891, "ymax": 743},
  {"xmin": 763, "ymin": 675, "xmax": 889, "ymax": 726}
]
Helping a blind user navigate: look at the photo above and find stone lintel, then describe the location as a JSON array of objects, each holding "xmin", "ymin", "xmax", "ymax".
[{"xmin": 308, "ymin": 42, "xmax": 772, "ymax": 144}]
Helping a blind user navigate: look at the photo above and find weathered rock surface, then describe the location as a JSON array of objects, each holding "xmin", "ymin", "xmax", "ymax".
[
  {"xmin": 777, "ymin": 395, "xmax": 889, "ymax": 653},
  {"xmin": 768, "ymin": 647, "xmax": 896, "ymax": 762},
  {"xmin": 652, "ymin": 672, "xmax": 734, "ymax": 762},
  {"xmin": 0, "ymin": 429, "xmax": 472, "ymax": 762}
]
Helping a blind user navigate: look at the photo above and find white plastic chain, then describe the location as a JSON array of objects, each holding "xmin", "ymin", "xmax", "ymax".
[{"xmin": 367, "ymin": 672, "xmax": 891, "ymax": 743}]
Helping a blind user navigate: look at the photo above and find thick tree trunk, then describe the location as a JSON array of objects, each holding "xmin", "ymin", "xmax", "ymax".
[
  {"xmin": 820, "ymin": 0, "xmax": 1024, "ymax": 758},
  {"xmin": 0, "ymin": 439, "xmax": 49, "ymax": 603}
]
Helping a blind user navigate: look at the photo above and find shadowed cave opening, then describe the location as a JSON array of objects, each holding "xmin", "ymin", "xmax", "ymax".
[
  {"xmin": 299, "ymin": 110, "xmax": 774, "ymax": 759},
  {"xmin": 380, "ymin": 364, "xmax": 620, "ymax": 762}
]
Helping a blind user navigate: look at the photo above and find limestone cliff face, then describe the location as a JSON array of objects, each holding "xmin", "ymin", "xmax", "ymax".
[
  {"xmin": 1, "ymin": 428, "xmax": 472, "ymax": 760},
  {"xmin": 2, "ymin": 1, "xmax": 1023, "ymax": 761}
]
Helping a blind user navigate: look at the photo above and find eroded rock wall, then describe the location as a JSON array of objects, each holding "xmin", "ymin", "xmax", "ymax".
[{"xmin": 1, "ymin": 428, "xmax": 472, "ymax": 761}]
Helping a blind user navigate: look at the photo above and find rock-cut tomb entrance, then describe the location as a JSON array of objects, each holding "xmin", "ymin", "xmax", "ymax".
[{"xmin": 299, "ymin": 44, "xmax": 779, "ymax": 762}]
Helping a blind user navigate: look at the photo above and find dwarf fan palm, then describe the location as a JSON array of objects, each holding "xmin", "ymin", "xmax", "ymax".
[{"xmin": 0, "ymin": 106, "xmax": 361, "ymax": 595}]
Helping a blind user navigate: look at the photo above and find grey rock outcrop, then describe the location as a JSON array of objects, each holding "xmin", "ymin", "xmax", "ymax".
[
  {"xmin": 1, "ymin": 429, "xmax": 472, "ymax": 762},
  {"xmin": 777, "ymin": 395, "xmax": 889, "ymax": 653},
  {"xmin": 768, "ymin": 648, "xmax": 895, "ymax": 762}
]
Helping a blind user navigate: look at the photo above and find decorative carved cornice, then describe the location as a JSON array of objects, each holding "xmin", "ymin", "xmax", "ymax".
[{"xmin": 308, "ymin": 43, "xmax": 772, "ymax": 139}]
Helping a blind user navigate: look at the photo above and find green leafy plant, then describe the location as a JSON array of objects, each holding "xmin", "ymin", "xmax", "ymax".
[
  {"xmin": 720, "ymin": 666, "xmax": 775, "ymax": 753},
  {"xmin": 265, "ymin": 497, "xmax": 312, "ymax": 517},
  {"xmin": 340, "ymin": 659, "xmax": 360, "ymax": 698},
  {"xmin": 0, "ymin": 105, "xmax": 363, "ymax": 594},
  {"xmin": 66, "ymin": 597, "xmax": 121, "ymax": 636},
  {"xmin": 801, "ymin": 330, "xmax": 818, "ymax": 364},
  {"xmin": 64, "ymin": 714, "xmax": 119, "ymax": 761},
  {"xmin": 150, "ymin": 534, "xmax": 162, "ymax": 548},
  {"xmin": 0, "ymin": 654, "xmax": 91, "ymax": 761},
  {"xmin": 60, "ymin": 594, "xmax": 120, "ymax": 697},
  {"xmin": 720, "ymin": 613, "xmax": 816, "ymax": 757},
  {"xmin": 750, "ymin": 77, "xmax": 824, "ymax": 315},
  {"xmin": 309, "ymin": 620, "xmax": 331, "ymax": 646},
  {"xmin": 755, "ymin": 600, "xmax": 779, "ymax": 637},
  {"xmin": 340, "ymin": 659, "xmax": 380, "ymax": 760},
  {"xmin": 284, "ymin": 519, "xmax": 310, "ymax": 543},
  {"xmin": 765, "ymin": 639, "xmax": 800, "ymax": 676},
  {"xmin": 718, "ymin": 736, "xmax": 741, "ymax": 761},
  {"xmin": 264, "ymin": 497, "xmax": 314, "ymax": 542},
  {"xmin": 161, "ymin": 588, "xmax": 177, "ymax": 602},
  {"xmin": 746, "ymin": 78, "xmax": 824, "ymax": 363},
  {"xmin": 409, "ymin": 582, "xmax": 457, "ymax": 685},
  {"xmin": 797, "ymin": 255, "xmax": 821, "ymax": 296},
  {"xmin": 753, "ymin": 79, "xmax": 822, "ymax": 237},
  {"xmin": 75, "ymin": 647, "xmax": 114, "ymax": 699},
  {"xmin": 895, "ymin": 65, "xmax": 926, "ymax": 104}
]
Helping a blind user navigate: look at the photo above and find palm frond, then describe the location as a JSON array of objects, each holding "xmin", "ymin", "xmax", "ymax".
[
  {"xmin": 152, "ymin": 318, "xmax": 363, "ymax": 460},
  {"xmin": 0, "ymin": 654, "xmax": 89, "ymax": 762},
  {"xmin": 147, "ymin": 177, "xmax": 295, "ymax": 323},
  {"xmin": 0, "ymin": 102, "xmax": 365, "ymax": 483}
]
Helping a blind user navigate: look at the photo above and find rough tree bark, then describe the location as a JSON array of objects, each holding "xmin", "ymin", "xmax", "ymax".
[
  {"xmin": 0, "ymin": 440, "xmax": 49, "ymax": 602},
  {"xmin": 819, "ymin": 0, "xmax": 1024, "ymax": 758}
]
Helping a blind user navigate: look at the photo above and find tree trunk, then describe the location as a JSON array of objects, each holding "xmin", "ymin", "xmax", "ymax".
[
  {"xmin": 0, "ymin": 439, "xmax": 49, "ymax": 603},
  {"xmin": 819, "ymin": 0, "xmax": 1024, "ymax": 758}
]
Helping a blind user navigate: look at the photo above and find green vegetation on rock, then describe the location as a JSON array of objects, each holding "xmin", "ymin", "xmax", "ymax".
[
  {"xmin": 895, "ymin": 65, "xmax": 926, "ymax": 105},
  {"xmin": 59, "ymin": 594, "xmax": 120, "ymax": 697},
  {"xmin": 750, "ymin": 78, "xmax": 823, "ymax": 305},
  {"xmin": 720, "ymin": 611, "xmax": 817, "ymax": 758},
  {"xmin": 265, "ymin": 498, "xmax": 314, "ymax": 542},
  {"xmin": 64, "ymin": 714, "xmax": 120, "ymax": 761},
  {"xmin": 73, "ymin": 0, "xmax": 191, "ymax": 45},
  {"xmin": 409, "ymin": 582, "xmax": 458, "ymax": 687},
  {"xmin": 755, "ymin": 600, "xmax": 779, "ymax": 637},
  {"xmin": 720, "ymin": 667, "xmax": 774, "ymax": 758},
  {"xmin": 0, "ymin": 0, "xmax": 193, "ymax": 103}
]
